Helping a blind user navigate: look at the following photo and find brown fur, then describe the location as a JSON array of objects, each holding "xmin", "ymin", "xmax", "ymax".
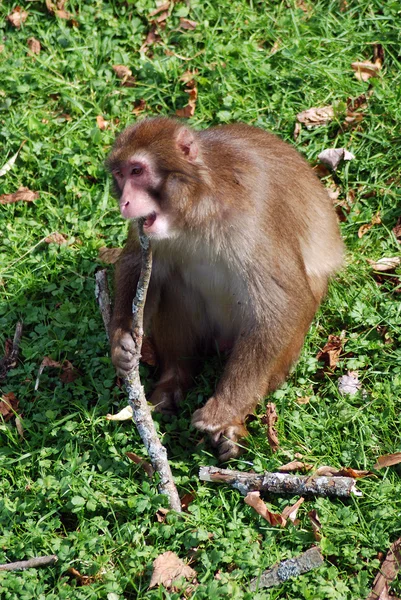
[{"xmin": 107, "ymin": 117, "xmax": 344, "ymax": 461}]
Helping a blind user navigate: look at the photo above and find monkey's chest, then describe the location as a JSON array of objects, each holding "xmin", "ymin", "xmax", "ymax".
[{"xmin": 181, "ymin": 262, "xmax": 241, "ymax": 340}]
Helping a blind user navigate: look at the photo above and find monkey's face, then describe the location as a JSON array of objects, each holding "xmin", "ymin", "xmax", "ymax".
[{"xmin": 107, "ymin": 119, "xmax": 202, "ymax": 240}]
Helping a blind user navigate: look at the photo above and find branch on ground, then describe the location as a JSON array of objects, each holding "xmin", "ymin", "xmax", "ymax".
[
  {"xmin": 250, "ymin": 547, "xmax": 324, "ymax": 590},
  {"xmin": 0, "ymin": 555, "xmax": 58, "ymax": 571}
]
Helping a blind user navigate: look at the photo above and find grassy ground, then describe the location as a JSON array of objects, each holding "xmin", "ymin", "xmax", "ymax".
[{"xmin": 1, "ymin": 0, "xmax": 401, "ymax": 598}]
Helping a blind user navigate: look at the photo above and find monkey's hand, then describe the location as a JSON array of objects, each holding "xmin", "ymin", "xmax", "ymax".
[{"xmin": 110, "ymin": 327, "xmax": 139, "ymax": 376}]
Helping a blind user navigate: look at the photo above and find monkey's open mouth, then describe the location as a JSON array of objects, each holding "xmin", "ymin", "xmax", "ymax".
[{"xmin": 143, "ymin": 212, "xmax": 157, "ymax": 228}]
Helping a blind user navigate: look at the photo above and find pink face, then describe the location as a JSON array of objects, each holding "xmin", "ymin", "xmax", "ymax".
[{"xmin": 112, "ymin": 156, "xmax": 170, "ymax": 238}]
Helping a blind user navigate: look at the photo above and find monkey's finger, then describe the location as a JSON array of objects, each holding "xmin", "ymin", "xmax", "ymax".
[{"xmin": 191, "ymin": 407, "xmax": 222, "ymax": 433}]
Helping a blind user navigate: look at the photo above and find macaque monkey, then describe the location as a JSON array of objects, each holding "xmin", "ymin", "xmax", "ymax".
[{"xmin": 106, "ymin": 117, "xmax": 343, "ymax": 461}]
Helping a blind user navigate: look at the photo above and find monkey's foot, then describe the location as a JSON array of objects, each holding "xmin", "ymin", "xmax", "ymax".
[
  {"xmin": 210, "ymin": 424, "xmax": 248, "ymax": 462},
  {"xmin": 191, "ymin": 396, "xmax": 240, "ymax": 433},
  {"xmin": 149, "ymin": 384, "xmax": 183, "ymax": 416}
]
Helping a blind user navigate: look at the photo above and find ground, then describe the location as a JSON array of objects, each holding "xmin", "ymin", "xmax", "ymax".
[{"xmin": 0, "ymin": 1, "xmax": 401, "ymax": 598}]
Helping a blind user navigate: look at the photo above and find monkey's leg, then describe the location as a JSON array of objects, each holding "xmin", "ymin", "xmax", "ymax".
[
  {"xmin": 149, "ymin": 284, "xmax": 207, "ymax": 415},
  {"xmin": 192, "ymin": 320, "xmax": 313, "ymax": 461}
]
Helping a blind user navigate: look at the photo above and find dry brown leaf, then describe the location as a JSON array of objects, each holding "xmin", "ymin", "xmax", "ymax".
[
  {"xmin": 112, "ymin": 65, "xmax": 135, "ymax": 87},
  {"xmin": 181, "ymin": 492, "xmax": 196, "ymax": 511},
  {"xmin": 96, "ymin": 115, "xmax": 109, "ymax": 130},
  {"xmin": 7, "ymin": 7, "xmax": 28, "ymax": 28},
  {"xmin": 296, "ymin": 105, "xmax": 334, "ymax": 128},
  {"xmin": 39, "ymin": 356, "xmax": 80, "ymax": 384},
  {"xmin": 374, "ymin": 453, "xmax": 401, "ymax": 470},
  {"xmin": 392, "ymin": 217, "xmax": 401, "ymax": 241},
  {"xmin": 149, "ymin": 551, "xmax": 197, "ymax": 590},
  {"xmin": 141, "ymin": 336, "xmax": 157, "ymax": 366},
  {"xmin": 15, "ymin": 416, "xmax": 24, "ymax": 439},
  {"xmin": 278, "ymin": 460, "xmax": 313, "ymax": 472},
  {"xmin": 67, "ymin": 567, "xmax": 95, "ymax": 586},
  {"xmin": 262, "ymin": 402, "xmax": 279, "ymax": 452},
  {"xmin": 156, "ymin": 507, "xmax": 170, "ymax": 523},
  {"xmin": 132, "ymin": 99, "xmax": 147, "ymax": 116},
  {"xmin": 281, "ymin": 497, "xmax": 304, "ymax": 524},
  {"xmin": 180, "ymin": 18, "xmax": 197, "ymax": 30},
  {"xmin": 296, "ymin": 396, "xmax": 310, "ymax": 405},
  {"xmin": 368, "ymin": 257, "xmax": 401, "ymax": 272},
  {"xmin": 352, "ymin": 59, "xmax": 381, "ymax": 82},
  {"xmin": 98, "ymin": 247, "xmax": 123, "ymax": 264},
  {"xmin": 293, "ymin": 121, "xmax": 301, "ymax": 140},
  {"xmin": 316, "ymin": 333, "xmax": 344, "ymax": 370},
  {"xmin": 45, "ymin": 232, "xmax": 68, "ymax": 245},
  {"xmin": 313, "ymin": 465, "xmax": 339, "ymax": 476},
  {"xmin": 126, "ymin": 452, "xmax": 154, "ymax": 477},
  {"xmin": 0, "ymin": 187, "xmax": 39, "ymax": 205},
  {"xmin": 313, "ymin": 465, "xmax": 371, "ymax": 478},
  {"xmin": 27, "ymin": 37, "xmax": 41, "ymax": 55},
  {"xmin": 244, "ymin": 491, "xmax": 286, "ymax": 526},
  {"xmin": 318, "ymin": 148, "xmax": 355, "ymax": 171},
  {"xmin": 149, "ymin": 2, "xmax": 170, "ymax": 17},
  {"xmin": 308, "ymin": 510, "xmax": 322, "ymax": 541},
  {"xmin": 358, "ymin": 211, "xmax": 381, "ymax": 238},
  {"xmin": 140, "ymin": 24, "xmax": 160, "ymax": 53},
  {"xmin": 45, "ymin": 0, "xmax": 73, "ymax": 20},
  {"xmin": 176, "ymin": 78, "xmax": 198, "ymax": 119},
  {"xmin": 367, "ymin": 538, "xmax": 401, "ymax": 600},
  {"xmin": 0, "ymin": 392, "xmax": 19, "ymax": 421}
]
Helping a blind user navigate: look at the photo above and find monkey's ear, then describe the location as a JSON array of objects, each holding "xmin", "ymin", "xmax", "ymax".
[{"xmin": 176, "ymin": 127, "xmax": 199, "ymax": 162}]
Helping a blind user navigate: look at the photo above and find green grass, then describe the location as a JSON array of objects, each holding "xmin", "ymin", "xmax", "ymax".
[{"xmin": 1, "ymin": 0, "xmax": 401, "ymax": 598}]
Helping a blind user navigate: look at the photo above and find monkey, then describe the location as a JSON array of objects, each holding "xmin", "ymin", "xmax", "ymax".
[{"xmin": 106, "ymin": 117, "xmax": 344, "ymax": 461}]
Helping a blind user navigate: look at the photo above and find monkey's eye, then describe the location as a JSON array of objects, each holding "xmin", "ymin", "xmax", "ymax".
[
  {"xmin": 131, "ymin": 166, "xmax": 143, "ymax": 176},
  {"xmin": 113, "ymin": 170, "xmax": 123, "ymax": 179}
]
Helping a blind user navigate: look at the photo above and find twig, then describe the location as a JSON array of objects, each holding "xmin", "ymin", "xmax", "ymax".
[
  {"xmin": 199, "ymin": 466, "xmax": 362, "ymax": 498},
  {"xmin": 95, "ymin": 220, "xmax": 182, "ymax": 513},
  {"xmin": 367, "ymin": 537, "xmax": 401, "ymax": 600},
  {"xmin": 0, "ymin": 321, "xmax": 23, "ymax": 380},
  {"xmin": 0, "ymin": 555, "xmax": 58, "ymax": 571},
  {"xmin": 250, "ymin": 547, "xmax": 324, "ymax": 590}
]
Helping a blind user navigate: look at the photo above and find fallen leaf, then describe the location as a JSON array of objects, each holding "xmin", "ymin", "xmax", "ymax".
[
  {"xmin": 338, "ymin": 371, "xmax": 362, "ymax": 396},
  {"xmin": 392, "ymin": 217, "xmax": 401, "ymax": 241},
  {"xmin": 176, "ymin": 74, "xmax": 198, "ymax": 119},
  {"xmin": 296, "ymin": 396, "xmax": 310, "ymax": 404},
  {"xmin": 352, "ymin": 60, "xmax": 381, "ymax": 82},
  {"xmin": 45, "ymin": 0, "xmax": 73, "ymax": 20},
  {"xmin": 318, "ymin": 148, "xmax": 355, "ymax": 171},
  {"xmin": 308, "ymin": 510, "xmax": 322, "ymax": 541},
  {"xmin": 293, "ymin": 121, "xmax": 301, "ymax": 140},
  {"xmin": 367, "ymin": 538, "xmax": 401, "ymax": 600},
  {"xmin": 278, "ymin": 460, "xmax": 313, "ymax": 472},
  {"xmin": 126, "ymin": 452, "xmax": 154, "ymax": 477},
  {"xmin": 140, "ymin": 24, "xmax": 160, "ymax": 53},
  {"xmin": 96, "ymin": 115, "xmax": 109, "ymax": 130},
  {"xmin": 149, "ymin": 551, "xmax": 197, "ymax": 590},
  {"xmin": 106, "ymin": 405, "xmax": 133, "ymax": 421},
  {"xmin": 0, "ymin": 392, "xmax": 19, "ymax": 421},
  {"xmin": 149, "ymin": 2, "xmax": 170, "ymax": 17},
  {"xmin": 244, "ymin": 491, "xmax": 286, "ymax": 526},
  {"xmin": 358, "ymin": 211, "xmax": 381, "ymax": 238},
  {"xmin": 156, "ymin": 507, "xmax": 169, "ymax": 523},
  {"xmin": 98, "ymin": 247, "xmax": 123, "ymax": 264},
  {"xmin": 132, "ymin": 99, "xmax": 147, "ymax": 116},
  {"xmin": 262, "ymin": 402, "xmax": 279, "ymax": 452},
  {"xmin": 316, "ymin": 333, "xmax": 344, "ymax": 370},
  {"xmin": 313, "ymin": 465, "xmax": 339, "ymax": 476},
  {"xmin": 296, "ymin": 105, "xmax": 334, "ymax": 128},
  {"xmin": 7, "ymin": 7, "xmax": 28, "ymax": 28},
  {"xmin": 67, "ymin": 567, "xmax": 95, "ymax": 586},
  {"xmin": 281, "ymin": 497, "xmax": 304, "ymax": 524},
  {"xmin": 336, "ymin": 467, "xmax": 373, "ymax": 478},
  {"xmin": 141, "ymin": 336, "xmax": 157, "ymax": 366},
  {"xmin": 15, "ymin": 416, "xmax": 24, "ymax": 439},
  {"xmin": 27, "ymin": 37, "xmax": 41, "ymax": 55},
  {"xmin": 112, "ymin": 65, "xmax": 135, "ymax": 87},
  {"xmin": 38, "ymin": 356, "xmax": 80, "ymax": 384},
  {"xmin": 154, "ymin": 11, "xmax": 168, "ymax": 24},
  {"xmin": 0, "ymin": 141, "xmax": 26, "ymax": 177},
  {"xmin": 181, "ymin": 492, "xmax": 196, "ymax": 511},
  {"xmin": 180, "ymin": 18, "xmax": 197, "ymax": 30},
  {"xmin": 368, "ymin": 257, "xmax": 401, "ymax": 272},
  {"xmin": 0, "ymin": 187, "xmax": 39, "ymax": 205},
  {"xmin": 45, "ymin": 232, "xmax": 68, "ymax": 245},
  {"xmin": 374, "ymin": 453, "xmax": 401, "ymax": 470}
]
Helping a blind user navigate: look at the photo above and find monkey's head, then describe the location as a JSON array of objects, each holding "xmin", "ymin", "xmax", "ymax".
[{"xmin": 106, "ymin": 118, "xmax": 206, "ymax": 239}]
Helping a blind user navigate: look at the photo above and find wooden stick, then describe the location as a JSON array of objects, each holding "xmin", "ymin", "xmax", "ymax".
[
  {"xmin": 199, "ymin": 466, "xmax": 362, "ymax": 498},
  {"xmin": 250, "ymin": 547, "xmax": 323, "ymax": 590},
  {"xmin": 0, "ymin": 320, "xmax": 23, "ymax": 380},
  {"xmin": 0, "ymin": 555, "xmax": 58, "ymax": 571},
  {"xmin": 95, "ymin": 220, "xmax": 182, "ymax": 513}
]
